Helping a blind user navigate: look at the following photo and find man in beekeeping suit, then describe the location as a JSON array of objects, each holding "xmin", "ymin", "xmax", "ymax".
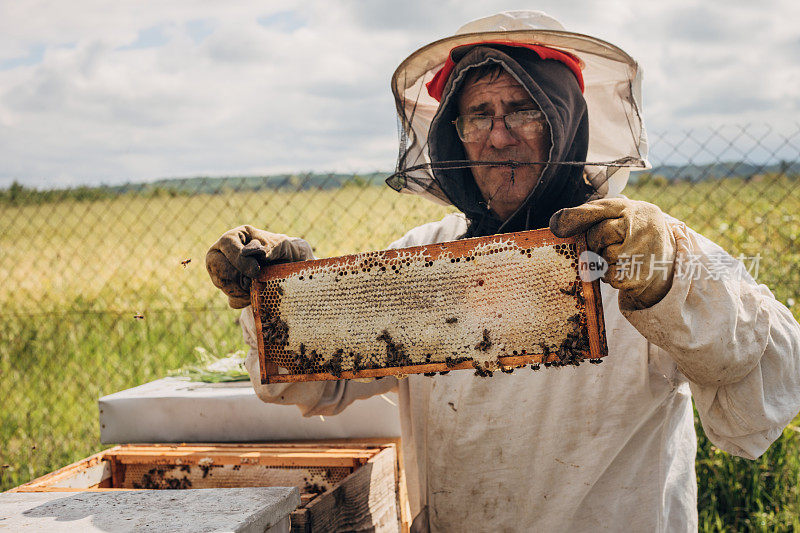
[{"xmin": 206, "ymin": 11, "xmax": 800, "ymax": 531}]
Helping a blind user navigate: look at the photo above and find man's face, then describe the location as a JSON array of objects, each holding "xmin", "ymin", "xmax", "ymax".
[{"xmin": 456, "ymin": 70, "xmax": 551, "ymax": 221}]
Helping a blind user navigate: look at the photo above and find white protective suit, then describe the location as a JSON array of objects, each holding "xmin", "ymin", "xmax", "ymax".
[
  {"xmin": 242, "ymin": 211, "xmax": 800, "ymax": 531},
  {"xmin": 239, "ymin": 11, "xmax": 800, "ymax": 532}
]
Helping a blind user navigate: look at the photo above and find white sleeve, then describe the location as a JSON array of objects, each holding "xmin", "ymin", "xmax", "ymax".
[
  {"xmin": 241, "ymin": 307, "xmax": 397, "ymax": 417},
  {"xmin": 621, "ymin": 219, "xmax": 800, "ymax": 459}
]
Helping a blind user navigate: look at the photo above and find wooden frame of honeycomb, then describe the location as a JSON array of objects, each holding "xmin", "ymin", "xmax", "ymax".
[{"xmin": 251, "ymin": 228, "xmax": 607, "ymax": 383}]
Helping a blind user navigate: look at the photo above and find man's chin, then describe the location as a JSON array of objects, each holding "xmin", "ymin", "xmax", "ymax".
[{"xmin": 488, "ymin": 196, "xmax": 528, "ymax": 221}]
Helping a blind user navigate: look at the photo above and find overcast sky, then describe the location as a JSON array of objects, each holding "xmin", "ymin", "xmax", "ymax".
[{"xmin": 1, "ymin": 0, "xmax": 798, "ymax": 188}]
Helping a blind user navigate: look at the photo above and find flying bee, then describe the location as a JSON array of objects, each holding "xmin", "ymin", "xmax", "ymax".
[
  {"xmin": 134, "ymin": 314, "xmax": 144, "ymax": 320},
  {"xmin": 181, "ymin": 259, "xmax": 191, "ymax": 268}
]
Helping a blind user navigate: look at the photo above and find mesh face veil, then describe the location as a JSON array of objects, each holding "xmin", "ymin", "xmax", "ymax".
[{"xmin": 387, "ymin": 11, "xmax": 650, "ymax": 221}]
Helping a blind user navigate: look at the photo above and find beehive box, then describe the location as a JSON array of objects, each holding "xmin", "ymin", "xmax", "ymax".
[
  {"xmin": 10, "ymin": 441, "xmax": 404, "ymax": 533},
  {"xmin": 252, "ymin": 228, "xmax": 607, "ymax": 383}
]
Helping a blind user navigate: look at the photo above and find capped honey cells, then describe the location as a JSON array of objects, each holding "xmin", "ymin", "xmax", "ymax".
[{"xmin": 251, "ymin": 228, "xmax": 607, "ymax": 383}]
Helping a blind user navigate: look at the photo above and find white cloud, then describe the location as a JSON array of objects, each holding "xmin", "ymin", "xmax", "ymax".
[{"xmin": 0, "ymin": 0, "xmax": 798, "ymax": 187}]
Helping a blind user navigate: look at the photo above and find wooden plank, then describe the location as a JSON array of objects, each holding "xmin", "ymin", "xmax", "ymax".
[
  {"xmin": 108, "ymin": 449, "xmax": 374, "ymax": 459},
  {"xmin": 262, "ymin": 353, "xmax": 586, "ymax": 383},
  {"xmin": 385, "ymin": 442, "xmax": 409, "ymax": 532},
  {"xmin": 107, "ymin": 444, "xmax": 380, "ymax": 478},
  {"xmin": 110, "ymin": 443, "xmax": 380, "ymax": 455},
  {"xmin": 107, "ymin": 453, "xmax": 364, "ymax": 469},
  {"xmin": 251, "ymin": 278, "xmax": 279, "ymax": 382},
  {"xmin": 106, "ymin": 448, "xmax": 380, "ymax": 459},
  {"xmin": 47, "ymin": 460, "xmax": 112, "ymax": 489},
  {"xmin": 256, "ymin": 435, "xmax": 406, "ymax": 527},
  {"xmin": 110, "ymin": 459, "xmax": 126, "ymax": 489},
  {"xmin": 290, "ymin": 446, "xmax": 399, "ymax": 533},
  {"xmin": 7, "ymin": 447, "xmax": 119, "ymax": 492},
  {"xmin": 574, "ymin": 237, "xmax": 609, "ymax": 359}
]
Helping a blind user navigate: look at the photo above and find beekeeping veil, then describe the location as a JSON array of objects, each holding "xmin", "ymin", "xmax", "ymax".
[{"xmin": 386, "ymin": 11, "xmax": 649, "ymax": 234}]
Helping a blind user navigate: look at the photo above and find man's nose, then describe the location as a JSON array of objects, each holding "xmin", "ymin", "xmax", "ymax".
[{"xmin": 487, "ymin": 116, "xmax": 518, "ymax": 149}]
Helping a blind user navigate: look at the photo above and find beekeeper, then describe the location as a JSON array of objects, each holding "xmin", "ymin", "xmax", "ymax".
[{"xmin": 206, "ymin": 11, "xmax": 800, "ymax": 531}]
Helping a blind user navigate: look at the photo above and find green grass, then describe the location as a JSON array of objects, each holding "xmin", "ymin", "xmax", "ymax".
[
  {"xmin": 0, "ymin": 184, "xmax": 455, "ymax": 491},
  {"xmin": 696, "ymin": 418, "xmax": 800, "ymax": 532},
  {"xmin": 0, "ymin": 309, "xmax": 243, "ymax": 489},
  {"xmin": 2, "ymin": 175, "xmax": 800, "ymax": 530},
  {"xmin": 631, "ymin": 174, "xmax": 800, "ymax": 531}
]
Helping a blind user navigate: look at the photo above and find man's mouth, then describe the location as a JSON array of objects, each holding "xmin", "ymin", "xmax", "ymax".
[{"xmin": 488, "ymin": 165, "xmax": 516, "ymax": 176}]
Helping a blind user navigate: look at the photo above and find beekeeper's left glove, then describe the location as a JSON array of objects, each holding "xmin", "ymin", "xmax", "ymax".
[
  {"xmin": 549, "ymin": 198, "xmax": 677, "ymax": 310},
  {"xmin": 206, "ymin": 225, "xmax": 314, "ymax": 309}
]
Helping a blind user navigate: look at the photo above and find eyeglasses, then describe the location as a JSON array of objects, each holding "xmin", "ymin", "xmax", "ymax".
[{"xmin": 452, "ymin": 109, "xmax": 547, "ymax": 143}]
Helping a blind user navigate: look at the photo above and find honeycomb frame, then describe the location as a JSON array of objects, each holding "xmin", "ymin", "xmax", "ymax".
[{"xmin": 251, "ymin": 228, "xmax": 607, "ymax": 383}]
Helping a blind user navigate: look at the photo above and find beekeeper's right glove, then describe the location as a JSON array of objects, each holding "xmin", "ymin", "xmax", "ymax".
[
  {"xmin": 206, "ymin": 225, "xmax": 314, "ymax": 309},
  {"xmin": 549, "ymin": 198, "xmax": 676, "ymax": 310}
]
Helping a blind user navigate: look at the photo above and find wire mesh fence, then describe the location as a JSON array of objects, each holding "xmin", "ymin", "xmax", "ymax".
[{"xmin": 2, "ymin": 124, "xmax": 800, "ymax": 526}]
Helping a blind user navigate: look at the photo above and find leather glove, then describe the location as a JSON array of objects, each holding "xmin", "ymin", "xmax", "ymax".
[
  {"xmin": 549, "ymin": 198, "xmax": 677, "ymax": 310},
  {"xmin": 206, "ymin": 225, "xmax": 314, "ymax": 309}
]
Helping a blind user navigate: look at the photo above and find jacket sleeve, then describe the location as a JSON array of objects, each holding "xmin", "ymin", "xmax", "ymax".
[
  {"xmin": 241, "ymin": 307, "xmax": 397, "ymax": 416},
  {"xmin": 621, "ymin": 218, "xmax": 800, "ymax": 459}
]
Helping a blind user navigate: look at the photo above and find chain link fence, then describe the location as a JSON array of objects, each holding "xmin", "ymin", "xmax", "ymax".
[{"xmin": 2, "ymin": 124, "xmax": 799, "ymax": 527}]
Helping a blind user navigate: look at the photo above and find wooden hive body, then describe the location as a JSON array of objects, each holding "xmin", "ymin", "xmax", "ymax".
[{"xmin": 10, "ymin": 441, "xmax": 404, "ymax": 533}]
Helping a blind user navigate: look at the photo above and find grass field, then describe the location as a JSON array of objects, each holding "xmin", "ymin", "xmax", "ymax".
[{"xmin": 1, "ymin": 174, "xmax": 799, "ymax": 529}]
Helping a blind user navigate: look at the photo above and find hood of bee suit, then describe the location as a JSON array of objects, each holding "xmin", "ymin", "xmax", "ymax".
[
  {"xmin": 388, "ymin": 11, "xmax": 649, "ymax": 221},
  {"xmin": 428, "ymin": 44, "xmax": 593, "ymax": 237}
]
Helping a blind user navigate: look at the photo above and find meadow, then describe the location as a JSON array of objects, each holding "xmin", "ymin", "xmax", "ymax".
[{"xmin": 1, "ymin": 174, "xmax": 799, "ymax": 530}]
